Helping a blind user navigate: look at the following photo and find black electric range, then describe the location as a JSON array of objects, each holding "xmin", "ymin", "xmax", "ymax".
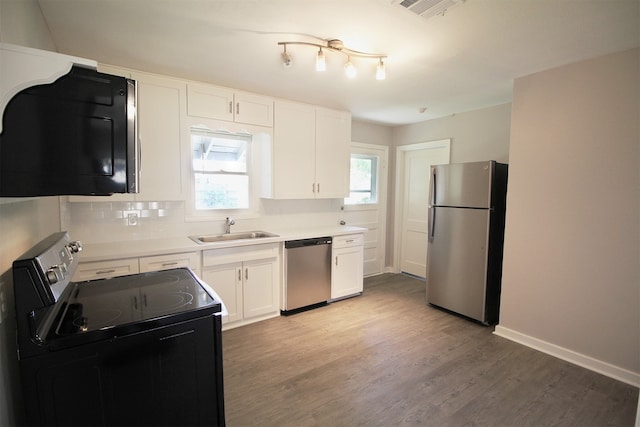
[{"xmin": 13, "ymin": 232, "xmax": 226, "ymax": 426}]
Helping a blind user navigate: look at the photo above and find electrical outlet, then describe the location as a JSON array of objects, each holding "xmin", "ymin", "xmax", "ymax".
[{"xmin": 124, "ymin": 210, "xmax": 139, "ymax": 226}]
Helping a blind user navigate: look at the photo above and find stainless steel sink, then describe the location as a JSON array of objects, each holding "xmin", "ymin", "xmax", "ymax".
[{"xmin": 189, "ymin": 231, "xmax": 279, "ymax": 244}]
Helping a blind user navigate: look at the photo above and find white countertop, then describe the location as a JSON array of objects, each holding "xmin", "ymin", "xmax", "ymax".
[{"xmin": 78, "ymin": 226, "xmax": 366, "ymax": 263}]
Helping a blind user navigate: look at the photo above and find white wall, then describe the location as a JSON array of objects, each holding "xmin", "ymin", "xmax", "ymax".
[
  {"xmin": 0, "ymin": 2, "xmax": 62, "ymax": 425},
  {"xmin": 497, "ymin": 48, "xmax": 640, "ymax": 384},
  {"xmin": 392, "ymin": 103, "xmax": 511, "ymax": 164},
  {"xmin": 352, "ymin": 119, "xmax": 393, "ymax": 147},
  {"xmin": 388, "ymin": 104, "xmax": 512, "ymax": 266}
]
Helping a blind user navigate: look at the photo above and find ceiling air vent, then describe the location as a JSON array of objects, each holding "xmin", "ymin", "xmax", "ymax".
[{"xmin": 397, "ymin": 0, "xmax": 465, "ymax": 19}]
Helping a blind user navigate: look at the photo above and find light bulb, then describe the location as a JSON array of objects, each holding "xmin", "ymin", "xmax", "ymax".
[
  {"xmin": 316, "ymin": 48, "xmax": 326, "ymax": 72},
  {"xmin": 281, "ymin": 47, "xmax": 292, "ymax": 68},
  {"xmin": 344, "ymin": 59, "xmax": 356, "ymax": 78},
  {"xmin": 376, "ymin": 59, "xmax": 386, "ymax": 80}
]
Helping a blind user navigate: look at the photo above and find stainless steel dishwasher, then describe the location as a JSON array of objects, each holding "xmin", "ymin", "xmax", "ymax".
[{"xmin": 283, "ymin": 237, "xmax": 332, "ymax": 314}]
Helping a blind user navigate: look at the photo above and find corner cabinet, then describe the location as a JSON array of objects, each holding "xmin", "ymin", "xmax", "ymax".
[
  {"xmin": 262, "ymin": 100, "xmax": 351, "ymax": 199},
  {"xmin": 186, "ymin": 83, "xmax": 273, "ymax": 127},
  {"xmin": 201, "ymin": 243, "xmax": 280, "ymax": 329},
  {"xmin": 331, "ymin": 233, "xmax": 364, "ymax": 300}
]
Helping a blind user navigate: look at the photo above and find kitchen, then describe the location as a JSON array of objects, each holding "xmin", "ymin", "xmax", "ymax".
[{"xmin": 0, "ymin": 0, "xmax": 638, "ymax": 425}]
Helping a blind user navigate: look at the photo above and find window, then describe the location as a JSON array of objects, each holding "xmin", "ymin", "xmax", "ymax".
[
  {"xmin": 191, "ymin": 126, "xmax": 251, "ymax": 210},
  {"xmin": 345, "ymin": 153, "xmax": 378, "ymax": 205}
]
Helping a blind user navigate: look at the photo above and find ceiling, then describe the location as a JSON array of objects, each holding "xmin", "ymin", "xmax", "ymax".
[{"xmin": 37, "ymin": 0, "xmax": 639, "ymax": 126}]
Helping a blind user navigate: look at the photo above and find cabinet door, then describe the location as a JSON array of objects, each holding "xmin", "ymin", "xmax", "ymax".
[
  {"xmin": 187, "ymin": 83, "xmax": 234, "ymax": 121},
  {"xmin": 331, "ymin": 246, "xmax": 364, "ymax": 300},
  {"xmin": 315, "ymin": 107, "xmax": 350, "ymax": 198},
  {"xmin": 202, "ymin": 262, "xmax": 243, "ymax": 324},
  {"xmin": 272, "ymin": 100, "xmax": 316, "ymax": 198},
  {"xmin": 132, "ymin": 73, "xmax": 186, "ymax": 201},
  {"xmin": 234, "ymin": 92, "xmax": 273, "ymax": 127},
  {"xmin": 243, "ymin": 257, "xmax": 278, "ymax": 319}
]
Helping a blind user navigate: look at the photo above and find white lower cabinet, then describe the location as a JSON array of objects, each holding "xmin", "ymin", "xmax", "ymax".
[
  {"xmin": 331, "ymin": 234, "xmax": 364, "ymax": 300},
  {"xmin": 202, "ymin": 243, "xmax": 280, "ymax": 329}
]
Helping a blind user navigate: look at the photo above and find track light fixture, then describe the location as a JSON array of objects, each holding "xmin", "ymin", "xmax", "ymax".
[{"xmin": 278, "ymin": 38, "xmax": 386, "ymax": 80}]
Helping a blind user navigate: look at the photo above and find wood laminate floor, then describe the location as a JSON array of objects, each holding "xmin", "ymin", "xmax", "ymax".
[{"xmin": 222, "ymin": 273, "xmax": 638, "ymax": 426}]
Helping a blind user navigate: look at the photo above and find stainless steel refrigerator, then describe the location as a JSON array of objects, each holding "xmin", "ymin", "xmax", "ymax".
[{"xmin": 426, "ymin": 160, "xmax": 508, "ymax": 325}]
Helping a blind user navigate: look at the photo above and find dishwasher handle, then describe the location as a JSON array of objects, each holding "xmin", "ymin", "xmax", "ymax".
[{"xmin": 285, "ymin": 237, "xmax": 332, "ymax": 249}]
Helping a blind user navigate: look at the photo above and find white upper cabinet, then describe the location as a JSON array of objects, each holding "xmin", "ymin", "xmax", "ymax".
[
  {"xmin": 268, "ymin": 101, "xmax": 316, "ymax": 199},
  {"xmin": 262, "ymin": 100, "xmax": 350, "ymax": 199},
  {"xmin": 187, "ymin": 83, "xmax": 273, "ymax": 128},
  {"xmin": 314, "ymin": 107, "xmax": 351, "ymax": 198},
  {"xmin": 132, "ymin": 72, "xmax": 186, "ymax": 201}
]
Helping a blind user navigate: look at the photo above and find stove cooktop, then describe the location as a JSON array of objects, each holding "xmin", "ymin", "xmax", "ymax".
[{"xmin": 46, "ymin": 268, "xmax": 221, "ymax": 349}]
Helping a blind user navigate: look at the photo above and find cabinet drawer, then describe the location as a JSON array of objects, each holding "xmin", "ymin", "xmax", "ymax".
[
  {"xmin": 139, "ymin": 252, "xmax": 200, "ymax": 273},
  {"xmin": 202, "ymin": 243, "xmax": 279, "ymax": 267},
  {"xmin": 332, "ymin": 234, "xmax": 364, "ymax": 249},
  {"xmin": 73, "ymin": 259, "xmax": 139, "ymax": 281}
]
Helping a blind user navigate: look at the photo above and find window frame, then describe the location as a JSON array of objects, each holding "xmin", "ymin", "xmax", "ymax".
[
  {"xmin": 185, "ymin": 117, "xmax": 271, "ymax": 221},
  {"xmin": 344, "ymin": 150, "xmax": 382, "ymax": 208}
]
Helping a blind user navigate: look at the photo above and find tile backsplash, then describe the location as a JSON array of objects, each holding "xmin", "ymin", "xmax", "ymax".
[
  {"xmin": 61, "ymin": 200, "xmax": 189, "ymax": 243},
  {"xmin": 60, "ymin": 198, "xmax": 345, "ymax": 244}
]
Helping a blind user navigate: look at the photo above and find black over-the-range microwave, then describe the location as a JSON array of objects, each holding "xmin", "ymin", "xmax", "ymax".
[{"xmin": 0, "ymin": 64, "xmax": 138, "ymax": 197}]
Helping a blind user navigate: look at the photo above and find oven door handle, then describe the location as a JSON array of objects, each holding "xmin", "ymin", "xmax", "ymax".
[{"xmin": 159, "ymin": 329, "xmax": 195, "ymax": 341}]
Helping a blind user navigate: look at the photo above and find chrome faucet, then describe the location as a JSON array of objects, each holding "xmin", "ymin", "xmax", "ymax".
[{"xmin": 225, "ymin": 217, "xmax": 235, "ymax": 234}]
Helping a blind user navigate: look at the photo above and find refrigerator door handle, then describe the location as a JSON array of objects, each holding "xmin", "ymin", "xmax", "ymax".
[
  {"xmin": 428, "ymin": 206, "xmax": 436, "ymax": 242},
  {"xmin": 428, "ymin": 166, "xmax": 437, "ymax": 242},
  {"xmin": 430, "ymin": 166, "xmax": 437, "ymax": 206}
]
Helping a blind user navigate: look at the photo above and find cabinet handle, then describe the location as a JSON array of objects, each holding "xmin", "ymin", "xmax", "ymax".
[
  {"xmin": 238, "ymin": 268, "xmax": 242, "ymax": 282},
  {"xmin": 96, "ymin": 269, "xmax": 116, "ymax": 275},
  {"xmin": 236, "ymin": 102, "xmax": 240, "ymax": 115},
  {"xmin": 161, "ymin": 261, "xmax": 178, "ymax": 267},
  {"xmin": 346, "ymin": 239, "xmax": 354, "ymax": 244},
  {"xmin": 245, "ymin": 268, "xmax": 249, "ymax": 281},
  {"xmin": 228, "ymin": 101, "xmax": 233, "ymax": 114},
  {"xmin": 335, "ymin": 256, "xmax": 338, "ymax": 266},
  {"xmin": 317, "ymin": 183, "xmax": 320, "ymax": 193}
]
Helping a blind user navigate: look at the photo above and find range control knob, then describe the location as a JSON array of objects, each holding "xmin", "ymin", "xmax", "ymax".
[
  {"xmin": 46, "ymin": 266, "xmax": 64, "ymax": 285},
  {"xmin": 67, "ymin": 241, "xmax": 83, "ymax": 253}
]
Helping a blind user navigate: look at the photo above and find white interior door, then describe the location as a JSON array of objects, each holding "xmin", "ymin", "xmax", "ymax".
[{"xmin": 395, "ymin": 140, "xmax": 450, "ymax": 278}]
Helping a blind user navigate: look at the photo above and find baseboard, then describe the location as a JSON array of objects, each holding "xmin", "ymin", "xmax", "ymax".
[{"xmin": 494, "ymin": 325, "xmax": 640, "ymax": 388}]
